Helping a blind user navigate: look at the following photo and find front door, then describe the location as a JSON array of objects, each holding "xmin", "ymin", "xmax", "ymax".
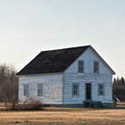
[{"xmin": 86, "ymin": 83, "xmax": 92, "ymax": 100}]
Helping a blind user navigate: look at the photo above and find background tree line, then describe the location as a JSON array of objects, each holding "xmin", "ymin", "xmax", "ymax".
[{"xmin": 113, "ymin": 77, "xmax": 125, "ymax": 101}]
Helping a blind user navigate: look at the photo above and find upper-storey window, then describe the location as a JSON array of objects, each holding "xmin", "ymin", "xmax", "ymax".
[
  {"xmin": 94, "ymin": 61, "xmax": 99, "ymax": 73},
  {"xmin": 78, "ymin": 60, "xmax": 84, "ymax": 73}
]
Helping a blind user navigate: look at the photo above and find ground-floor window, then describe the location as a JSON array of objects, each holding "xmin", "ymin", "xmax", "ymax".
[
  {"xmin": 37, "ymin": 83, "xmax": 43, "ymax": 96},
  {"xmin": 24, "ymin": 84, "xmax": 29, "ymax": 97},
  {"xmin": 98, "ymin": 84, "xmax": 104, "ymax": 96},
  {"xmin": 72, "ymin": 83, "xmax": 79, "ymax": 97}
]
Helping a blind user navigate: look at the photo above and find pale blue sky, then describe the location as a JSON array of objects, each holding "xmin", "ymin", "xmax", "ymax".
[{"xmin": 0, "ymin": 0, "xmax": 125, "ymax": 77}]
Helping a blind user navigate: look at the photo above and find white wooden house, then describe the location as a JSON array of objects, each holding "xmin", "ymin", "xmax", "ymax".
[{"xmin": 17, "ymin": 45, "xmax": 115, "ymax": 107}]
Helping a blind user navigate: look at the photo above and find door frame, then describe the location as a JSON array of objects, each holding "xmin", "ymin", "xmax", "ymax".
[{"xmin": 85, "ymin": 83, "xmax": 92, "ymax": 101}]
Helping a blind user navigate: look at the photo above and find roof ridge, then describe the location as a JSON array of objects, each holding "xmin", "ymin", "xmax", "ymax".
[{"xmin": 41, "ymin": 45, "xmax": 91, "ymax": 52}]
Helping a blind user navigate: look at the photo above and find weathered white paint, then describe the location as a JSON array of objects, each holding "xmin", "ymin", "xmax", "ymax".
[
  {"xmin": 18, "ymin": 47, "xmax": 114, "ymax": 106},
  {"xmin": 63, "ymin": 47, "xmax": 114, "ymax": 104},
  {"xmin": 18, "ymin": 73, "xmax": 63, "ymax": 104},
  {"xmin": 63, "ymin": 73, "xmax": 113, "ymax": 104},
  {"xmin": 65, "ymin": 47, "xmax": 113, "ymax": 74}
]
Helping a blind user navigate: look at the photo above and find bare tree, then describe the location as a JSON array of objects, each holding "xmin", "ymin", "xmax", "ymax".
[{"xmin": 0, "ymin": 64, "xmax": 18, "ymax": 110}]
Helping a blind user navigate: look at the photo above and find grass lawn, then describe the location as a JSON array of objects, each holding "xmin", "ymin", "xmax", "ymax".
[{"xmin": 0, "ymin": 107, "xmax": 125, "ymax": 125}]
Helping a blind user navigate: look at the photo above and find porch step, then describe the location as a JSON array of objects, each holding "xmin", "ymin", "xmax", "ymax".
[{"xmin": 84, "ymin": 101, "xmax": 103, "ymax": 107}]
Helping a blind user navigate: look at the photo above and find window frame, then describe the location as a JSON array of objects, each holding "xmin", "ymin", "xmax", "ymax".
[
  {"xmin": 37, "ymin": 83, "xmax": 43, "ymax": 97},
  {"xmin": 94, "ymin": 61, "xmax": 99, "ymax": 73},
  {"xmin": 72, "ymin": 83, "xmax": 79, "ymax": 97},
  {"xmin": 78, "ymin": 60, "xmax": 84, "ymax": 73},
  {"xmin": 98, "ymin": 84, "xmax": 105, "ymax": 96},
  {"xmin": 24, "ymin": 84, "xmax": 29, "ymax": 97}
]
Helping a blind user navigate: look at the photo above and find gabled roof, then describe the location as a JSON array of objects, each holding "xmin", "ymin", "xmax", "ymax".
[
  {"xmin": 17, "ymin": 45, "xmax": 90, "ymax": 75},
  {"xmin": 17, "ymin": 45, "xmax": 115, "ymax": 75}
]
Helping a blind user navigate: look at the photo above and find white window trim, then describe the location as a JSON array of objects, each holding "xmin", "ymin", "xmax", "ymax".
[
  {"xmin": 37, "ymin": 83, "xmax": 43, "ymax": 97},
  {"xmin": 78, "ymin": 60, "xmax": 84, "ymax": 73},
  {"xmin": 24, "ymin": 84, "xmax": 29, "ymax": 97},
  {"xmin": 94, "ymin": 61, "xmax": 100, "ymax": 73},
  {"xmin": 72, "ymin": 83, "xmax": 79, "ymax": 97},
  {"xmin": 98, "ymin": 84, "xmax": 105, "ymax": 96}
]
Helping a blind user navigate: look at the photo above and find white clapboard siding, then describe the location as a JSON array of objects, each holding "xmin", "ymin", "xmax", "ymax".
[
  {"xmin": 18, "ymin": 73, "xmax": 63, "ymax": 104},
  {"xmin": 65, "ymin": 47, "xmax": 112, "ymax": 74},
  {"xmin": 63, "ymin": 47, "xmax": 113, "ymax": 104}
]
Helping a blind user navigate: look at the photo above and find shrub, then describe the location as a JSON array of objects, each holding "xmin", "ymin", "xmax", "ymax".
[{"xmin": 17, "ymin": 97, "xmax": 43, "ymax": 110}]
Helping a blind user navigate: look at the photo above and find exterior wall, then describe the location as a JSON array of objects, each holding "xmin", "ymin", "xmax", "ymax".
[
  {"xmin": 63, "ymin": 73, "xmax": 113, "ymax": 104},
  {"xmin": 65, "ymin": 47, "xmax": 112, "ymax": 75},
  {"xmin": 63, "ymin": 47, "xmax": 113, "ymax": 105},
  {"xmin": 18, "ymin": 73, "xmax": 63, "ymax": 104}
]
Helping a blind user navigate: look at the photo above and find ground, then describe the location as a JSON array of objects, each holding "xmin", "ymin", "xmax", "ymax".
[{"xmin": 0, "ymin": 107, "xmax": 125, "ymax": 125}]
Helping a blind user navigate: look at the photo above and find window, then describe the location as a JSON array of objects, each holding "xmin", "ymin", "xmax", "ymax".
[
  {"xmin": 78, "ymin": 60, "xmax": 84, "ymax": 73},
  {"xmin": 24, "ymin": 84, "xmax": 29, "ymax": 97},
  {"xmin": 94, "ymin": 61, "xmax": 99, "ymax": 73},
  {"xmin": 72, "ymin": 83, "xmax": 79, "ymax": 97},
  {"xmin": 37, "ymin": 83, "xmax": 43, "ymax": 96},
  {"xmin": 98, "ymin": 84, "xmax": 104, "ymax": 96}
]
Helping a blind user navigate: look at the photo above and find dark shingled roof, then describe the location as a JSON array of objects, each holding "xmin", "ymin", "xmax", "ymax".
[{"xmin": 17, "ymin": 45, "xmax": 90, "ymax": 75}]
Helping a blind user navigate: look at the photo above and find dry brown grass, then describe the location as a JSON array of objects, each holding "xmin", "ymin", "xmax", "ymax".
[{"xmin": 0, "ymin": 107, "xmax": 125, "ymax": 125}]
